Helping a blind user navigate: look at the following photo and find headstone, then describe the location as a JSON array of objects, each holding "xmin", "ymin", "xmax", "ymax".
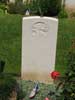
[
  {"xmin": 25, "ymin": 10, "xmax": 30, "ymax": 16},
  {"xmin": 22, "ymin": 16, "xmax": 58, "ymax": 83}
]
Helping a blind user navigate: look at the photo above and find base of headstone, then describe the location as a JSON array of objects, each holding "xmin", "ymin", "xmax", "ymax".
[{"xmin": 21, "ymin": 72, "xmax": 53, "ymax": 84}]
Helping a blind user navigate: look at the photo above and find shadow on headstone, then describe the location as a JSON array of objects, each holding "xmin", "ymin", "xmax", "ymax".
[{"xmin": 0, "ymin": 60, "xmax": 5, "ymax": 73}]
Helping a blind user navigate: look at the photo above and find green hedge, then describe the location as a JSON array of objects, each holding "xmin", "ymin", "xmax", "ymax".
[
  {"xmin": 28, "ymin": 0, "xmax": 62, "ymax": 16},
  {"xmin": 0, "ymin": 76, "xmax": 17, "ymax": 100},
  {"xmin": 8, "ymin": 0, "xmax": 62, "ymax": 16},
  {"xmin": 8, "ymin": 2, "xmax": 26, "ymax": 15}
]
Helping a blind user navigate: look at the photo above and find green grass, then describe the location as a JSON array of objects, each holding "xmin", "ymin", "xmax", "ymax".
[
  {"xmin": 56, "ymin": 18, "xmax": 75, "ymax": 74},
  {"xmin": 0, "ymin": 14, "xmax": 22, "ymax": 74},
  {"xmin": 19, "ymin": 80, "xmax": 55, "ymax": 100},
  {"xmin": 0, "ymin": 14, "xmax": 75, "ymax": 75}
]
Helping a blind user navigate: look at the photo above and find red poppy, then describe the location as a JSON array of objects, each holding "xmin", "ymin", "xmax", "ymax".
[{"xmin": 50, "ymin": 71, "xmax": 60, "ymax": 80}]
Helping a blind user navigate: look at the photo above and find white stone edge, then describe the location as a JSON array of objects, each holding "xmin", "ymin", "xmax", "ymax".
[{"xmin": 23, "ymin": 16, "xmax": 58, "ymax": 22}]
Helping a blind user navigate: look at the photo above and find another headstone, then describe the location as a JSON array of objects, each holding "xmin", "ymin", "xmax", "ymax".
[
  {"xmin": 22, "ymin": 16, "xmax": 58, "ymax": 83},
  {"xmin": 25, "ymin": 10, "xmax": 30, "ymax": 16}
]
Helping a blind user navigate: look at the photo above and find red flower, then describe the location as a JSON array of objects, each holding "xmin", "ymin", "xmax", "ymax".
[
  {"xmin": 45, "ymin": 97, "xmax": 49, "ymax": 100},
  {"xmin": 50, "ymin": 71, "xmax": 60, "ymax": 80}
]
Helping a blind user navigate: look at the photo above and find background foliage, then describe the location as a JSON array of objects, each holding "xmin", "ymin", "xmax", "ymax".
[
  {"xmin": 28, "ymin": 0, "xmax": 62, "ymax": 16},
  {"xmin": 8, "ymin": 1, "xmax": 26, "ymax": 15},
  {"xmin": 7, "ymin": 0, "xmax": 62, "ymax": 16}
]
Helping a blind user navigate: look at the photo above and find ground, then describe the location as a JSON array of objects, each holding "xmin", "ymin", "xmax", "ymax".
[{"xmin": 19, "ymin": 80, "xmax": 55, "ymax": 100}]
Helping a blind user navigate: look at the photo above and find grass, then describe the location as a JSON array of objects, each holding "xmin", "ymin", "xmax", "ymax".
[
  {"xmin": 19, "ymin": 80, "xmax": 55, "ymax": 100},
  {"xmin": 0, "ymin": 14, "xmax": 22, "ymax": 74},
  {"xmin": 56, "ymin": 18, "xmax": 75, "ymax": 74},
  {"xmin": 0, "ymin": 14, "xmax": 75, "ymax": 75}
]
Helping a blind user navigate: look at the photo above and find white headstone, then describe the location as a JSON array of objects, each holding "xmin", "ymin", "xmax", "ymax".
[
  {"xmin": 22, "ymin": 16, "xmax": 58, "ymax": 83},
  {"xmin": 25, "ymin": 10, "xmax": 30, "ymax": 16}
]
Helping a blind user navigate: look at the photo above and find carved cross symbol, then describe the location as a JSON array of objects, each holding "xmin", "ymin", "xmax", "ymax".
[{"xmin": 32, "ymin": 22, "xmax": 48, "ymax": 37}]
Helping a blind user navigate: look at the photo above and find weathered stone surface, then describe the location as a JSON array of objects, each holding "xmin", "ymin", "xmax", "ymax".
[{"xmin": 22, "ymin": 16, "xmax": 58, "ymax": 83}]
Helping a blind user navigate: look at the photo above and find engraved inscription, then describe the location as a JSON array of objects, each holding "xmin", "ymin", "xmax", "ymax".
[{"xmin": 32, "ymin": 22, "xmax": 48, "ymax": 37}]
